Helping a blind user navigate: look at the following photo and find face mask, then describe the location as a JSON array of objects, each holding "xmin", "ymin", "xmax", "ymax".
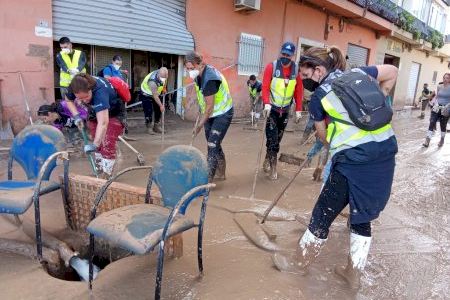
[
  {"xmin": 61, "ymin": 48, "xmax": 71, "ymax": 54},
  {"xmin": 160, "ymin": 78, "xmax": 167, "ymax": 84},
  {"xmin": 189, "ymin": 69, "xmax": 200, "ymax": 80},
  {"xmin": 280, "ymin": 57, "xmax": 291, "ymax": 66},
  {"xmin": 113, "ymin": 64, "xmax": 121, "ymax": 70},
  {"xmin": 302, "ymin": 78, "xmax": 320, "ymax": 92}
]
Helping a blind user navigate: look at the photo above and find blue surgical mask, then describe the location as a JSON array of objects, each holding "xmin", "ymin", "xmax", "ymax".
[{"xmin": 280, "ymin": 57, "xmax": 291, "ymax": 66}]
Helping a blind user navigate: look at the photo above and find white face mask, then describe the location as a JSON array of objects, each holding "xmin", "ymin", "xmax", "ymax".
[
  {"xmin": 160, "ymin": 77, "xmax": 167, "ymax": 83},
  {"xmin": 113, "ymin": 64, "xmax": 121, "ymax": 71},
  {"xmin": 61, "ymin": 48, "xmax": 71, "ymax": 54},
  {"xmin": 189, "ymin": 69, "xmax": 200, "ymax": 80}
]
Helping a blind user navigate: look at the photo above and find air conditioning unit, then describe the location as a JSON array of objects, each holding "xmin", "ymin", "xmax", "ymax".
[{"xmin": 235, "ymin": 0, "xmax": 261, "ymax": 12}]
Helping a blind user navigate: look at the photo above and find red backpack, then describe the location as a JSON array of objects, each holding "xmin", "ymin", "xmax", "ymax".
[{"xmin": 107, "ymin": 77, "xmax": 131, "ymax": 103}]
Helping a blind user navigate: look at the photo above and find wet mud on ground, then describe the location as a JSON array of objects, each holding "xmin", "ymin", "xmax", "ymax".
[{"xmin": 0, "ymin": 111, "xmax": 449, "ymax": 299}]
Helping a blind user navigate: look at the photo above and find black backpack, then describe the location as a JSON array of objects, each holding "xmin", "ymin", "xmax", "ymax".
[
  {"xmin": 96, "ymin": 65, "xmax": 113, "ymax": 77},
  {"xmin": 331, "ymin": 71, "xmax": 393, "ymax": 131}
]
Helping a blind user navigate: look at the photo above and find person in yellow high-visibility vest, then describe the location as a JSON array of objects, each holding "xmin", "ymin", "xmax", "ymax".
[
  {"xmin": 185, "ymin": 51, "xmax": 233, "ymax": 182},
  {"xmin": 56, "ymin": 37, "xmax": 86, "ymax": 99},
  {"xmin": 140, "ymin": 67, "xmax": 168, "ymax": 134},
  {"xmin": 272, "ymin": 46, "xmax": 399, "ymax": 291}
]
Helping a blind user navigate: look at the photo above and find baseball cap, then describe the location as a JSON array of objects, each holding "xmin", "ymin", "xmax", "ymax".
[{"xmin": 280, "ymin": 42, "xmax": 296, "ymax": 56}]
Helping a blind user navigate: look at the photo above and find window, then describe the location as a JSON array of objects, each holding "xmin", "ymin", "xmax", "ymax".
[
  {"xmin": 432, "ymin": 71, "xmax": 438, "ymax": 84},
  {"xmin": 237, "ymin": 33, "xmax": 264, "ymax": 76}
]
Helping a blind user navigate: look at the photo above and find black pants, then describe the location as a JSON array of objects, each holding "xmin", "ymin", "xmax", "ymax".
[
  {"xmin": 141, "ymin": 93, "xmax": 161, "ymax": 124},
  {"xmin": 429, "ymin": 109, "xmax": 449, "ymax": 132},
  {"xmin": 204, "ymin": 108, "xmax": 233, "ymax": 179},
  {"xmin": 308, "ymin": 168, "xmax": 371, "ymax": 239},
  {"xmin": 265, "ymin": 108, "xmax": 289, "ymax": 157}
]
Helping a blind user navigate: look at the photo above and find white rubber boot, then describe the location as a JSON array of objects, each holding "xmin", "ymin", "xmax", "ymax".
[
  {"xmin": 100, "ymin": 158, "xmax": 116, "ymax": 177},
  {"xmin": 272, "ymin": 229, "xmax": 327, "ymax": 274},
  {"xmin": 335, "ymin": 233, "xmax": 372, "ymax": 290}
]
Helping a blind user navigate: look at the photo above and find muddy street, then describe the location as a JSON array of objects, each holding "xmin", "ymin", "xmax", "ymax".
[{"xmin": 0, "ymin": 112, "xmax": 449, "ymax": 300}]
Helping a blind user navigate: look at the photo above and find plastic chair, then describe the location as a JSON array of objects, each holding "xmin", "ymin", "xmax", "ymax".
[
  {"xmin": 86, "ymin": 145, "xmax": 215, "ymax": 300},
  {"xmin": 0, "ymin": 124, "xmax": 69, "ymax": 261}
]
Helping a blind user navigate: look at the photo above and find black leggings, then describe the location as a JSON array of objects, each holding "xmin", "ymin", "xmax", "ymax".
[
  {"xmin": 429, "ymin": 110, "xmax": 449, "ymax": 132},
  {"xmin": 308, "ymin": 168, "xmax": 371, "ymax": 239}
]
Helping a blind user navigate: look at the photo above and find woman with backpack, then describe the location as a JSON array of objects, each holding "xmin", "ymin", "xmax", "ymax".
[
  {"xmin": 272, "ymin": 46, "xmax": 398, "ymax": 290},
  {"xmin": 422, "ymin": 73, "xmax": 450, "ymax": 147},
  {"xmin": 66, "ymin": 73, "xmax": 126, "ymax": 177}
]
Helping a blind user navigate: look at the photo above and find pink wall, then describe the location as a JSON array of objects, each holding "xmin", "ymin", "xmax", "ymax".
[
  {"xmin": 0, "ymin": 0, "xmax": 54, "ymax": 134},
  {"xmin": 185, "ymin": 0, "xmax": 378, "ymax": 119}
]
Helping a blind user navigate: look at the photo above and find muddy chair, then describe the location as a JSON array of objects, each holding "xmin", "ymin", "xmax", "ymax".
[
  {"xmin": 87, "ymin": 145, "xmax": 215, "ymax": 300},
  {"xmin": 0, "ymin": 124, "xmax": 69, "ymax": 261}
]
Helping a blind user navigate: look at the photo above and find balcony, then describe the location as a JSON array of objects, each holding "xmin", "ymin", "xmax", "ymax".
[{"xmin": 348, "ymin": 0, "xmax": 444, "ymax": 50}]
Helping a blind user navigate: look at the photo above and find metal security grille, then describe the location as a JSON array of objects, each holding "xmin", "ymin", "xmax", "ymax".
[
  {"xmin": 407, "ymin": 62, "xmax": 421, "ymax": 104},
  {"xmin": 94, "ymin": 46, "xmax": 131, "ymax": 84},
  {"xmin": 237, "ymin": 33, "xmax": 264, "ymax": 76},
  {"xmin": 53, "ymin": 0, "xmax": 194, "ymax": 55},
  {"xmin": 347, "ymin": 44, "xmax": 369, "ymax": 68}
]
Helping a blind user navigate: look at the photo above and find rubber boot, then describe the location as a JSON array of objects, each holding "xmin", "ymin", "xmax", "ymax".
[
  {"xmin": 153, "ymin": 122, "xmax": 162, "ymax": 134},
  {"xmin": 272, "ymin": 229, "xmax": 327, "ymax": 274},
  {"xmin": 418, "ymin": 112, "xmax": 425, "ymax": 119},
  {"xmin": 215, "ymin": 157, "xmax": 226, "ymax": 181},
  {"xmin": 335, "ymin": 233, "xmax": 372, "ymax": 290},
  {"xmin": 269, "ymin": 155, "xmax": 278, "ymax": 180},
  {"xmin": 263, "ymin": 153, "xmax": 271, "ymax": 173},
  {"xmin": 438, "ymin": 137, "xmax": 445, "ymax": 147},
  {"xmin": 423, "ymin": 137, "xmax": 430, "ymax": 147},
  {"xmin": 93, "ymin": 153, "xmax": 104, "ymax": 176},
  {"xmin": 100, "ymin": 158, "xmax": 116, "ymax": 178},
  {"xmin": 145, "ymin": 119, "xmax": 154, "ymax": 135}
]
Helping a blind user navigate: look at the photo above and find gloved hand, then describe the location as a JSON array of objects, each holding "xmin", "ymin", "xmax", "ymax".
[
  {"xmin": 263, "ymin": 104, "xmax": 272, "ymax": 118},
  {"xmin": 84, "ymin": 143, "xmax": 97, "ymax": 154},
  {"xmin": 73, "ymin": 114, "xmax": 84, "ymax": 129},
  {"xmin": 69, "ymin": 68, "xmax": 79, "ymax": 75},
  {"xmin": 295, "ymin": 111, "xmax": 302, "ymax": 123}
]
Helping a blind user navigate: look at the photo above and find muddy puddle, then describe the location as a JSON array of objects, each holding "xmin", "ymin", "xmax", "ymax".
[{"xmin": 0, "ymin": 112, "xmax": 449, "ymax": 299}]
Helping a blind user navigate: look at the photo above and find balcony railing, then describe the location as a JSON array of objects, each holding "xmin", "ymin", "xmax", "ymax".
[{"xmin": 347, "ymin": 0, "xmax": 444, "ymax": 49}]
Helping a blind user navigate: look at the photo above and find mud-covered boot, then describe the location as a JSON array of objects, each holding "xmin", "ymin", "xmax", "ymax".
[
  {"xmin": 153, "ymin": 122, "xmax": 162, "ymax": 134},
  {"xmin": 215, "ymin": 157, "xmax": 226, "ymax": 181},
  {"xmin": 145, "ymin": 119, "xmax": 154, "ymax": 135},
  {"xmin": 418, "ymin": 112, "xmax": 425, "ymax": 119},
  {"xmin": 263, "ymin": 154, "xmax": 271, "ymax": 173},
  {"xmin": 269, "ymin": 156, "xmax": 278, "ymax": 180},
  {"xmin": 423, "ymin": 137, "xmax": 431, "ymax": 147},
  {"xmin": 100, "ymin": 158, "xmax": 116, "ymax": 179},
  {"xmin": 438, "ymin": 137, "xmax": 445, "ymax": 147},
  {"xmin": 335, "ymin": 233, "xmax": 372, "ymax": 290},
  {"xmin": 272, "ymin": 229, "xmax": 327, "ymax": 274}
]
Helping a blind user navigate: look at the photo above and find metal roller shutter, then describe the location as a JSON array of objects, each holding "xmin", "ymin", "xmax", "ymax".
[
  {"xmin": 407, "ymin": 62, "xmax": 421, "ymax": 105},
  {"xmin": 52, "ymin": 0, "xmax": 194, "ymax": 55},
  {"xmin": 346, "ymin": 44, "xmax": 369, "ymax": 68}
]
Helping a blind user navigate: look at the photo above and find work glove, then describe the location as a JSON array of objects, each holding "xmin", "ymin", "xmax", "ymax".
[
  {"xmin": 295, "ymin": 111, "xmax": 302, "ymax": 123},
  {"xmin": 84, "ymin": 143, "xmax": 97, "ymax": 154},
  {"xmin": 263, "ymin": 104, "xmax": 272, "ymax": 118},
  {"xmin": 73, "ymin": 114, "xmax": 84, "ymax": 129},
  {"xmin": 69, "ymin": 68, "xmax": 79, "ymax": 76}
]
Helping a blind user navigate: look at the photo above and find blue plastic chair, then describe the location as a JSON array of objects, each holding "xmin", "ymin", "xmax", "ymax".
[
  {"xmin": 0, "ymin": 124, "xmax": 69, "ymax": 261},
  {"xmin": 86, "ymin": 145, "xmax": 215, "ymax": 300}
]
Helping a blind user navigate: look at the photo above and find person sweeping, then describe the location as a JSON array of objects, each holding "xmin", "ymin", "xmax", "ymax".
[
  {"xmin": 261, "ymin": 42, "xmax": 303, "ymax": 180},
  {"xmin": 272, "ymin": 46, "xmax": 398, "ymax": 290},
  {"xmin": 185, "ymin": 51, "xmax": 233, "ymax": 182}
]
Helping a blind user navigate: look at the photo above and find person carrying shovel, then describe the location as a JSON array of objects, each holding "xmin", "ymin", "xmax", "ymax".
[
  {"xmin": 65, "ymin": 74, "xmax": 126, "ymax": 177},
  {"xmin": 247, "ymin": 75, "xmax": 262, "ymax": 126},
  {"xmin": 185, "ymin": 51, "xmax": 233, "ymax": 182},
  {"xmin": 262, "ymin": 42, "xmax": 304, "ymax": 180},
  {"xmin": 272, "ymin": 46, "xmax": 398, "ymax": 290}
]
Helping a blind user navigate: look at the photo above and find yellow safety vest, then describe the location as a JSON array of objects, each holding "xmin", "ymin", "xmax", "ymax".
[
  {"xmin": 321, "ymin": 90, "xmax": 395, "ymax": 158},
  {"xmin": 270, "ymin": 60, "xmax": 297, "ymax": 107},
  {"xmin": 141, "ymin": 71, "xmax": 166, "ymax": 96},
  {"xmin": 195, "ymin": 71, "xmax": 233, "ymax": 118},
  {"xmin": 59, "ymin": 50, "xmax": 86, "ymax": 87},
  {"xmin": 249, "ymin": 86, "xmax": 258, "ymax": 98}
]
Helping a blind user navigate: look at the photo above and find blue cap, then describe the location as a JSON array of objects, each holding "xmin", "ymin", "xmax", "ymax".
[{"xmin": 280, "ymin": 42, "xmax": 296, "ymax": 56}]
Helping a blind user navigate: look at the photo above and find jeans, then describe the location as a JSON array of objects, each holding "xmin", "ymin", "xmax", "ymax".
[
  {"xmin": 309, "ymin": 168, "xmax": 371, "ymax": 239},
  {"xmin": 265, "ymin": 108, "xmax": 289, "ymax": 157},
  {"xmin": 141, "ymin": 93, "xmax": 161, "ymax": 124},
  {"xmin": 204, "ymin": 108, "xmax": 234, "ymax": 179}
]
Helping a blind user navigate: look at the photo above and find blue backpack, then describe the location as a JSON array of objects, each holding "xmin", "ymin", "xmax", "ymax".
[{"xmin": 331, "ymin": 71, "xmax": 393, "ymax": 131}]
